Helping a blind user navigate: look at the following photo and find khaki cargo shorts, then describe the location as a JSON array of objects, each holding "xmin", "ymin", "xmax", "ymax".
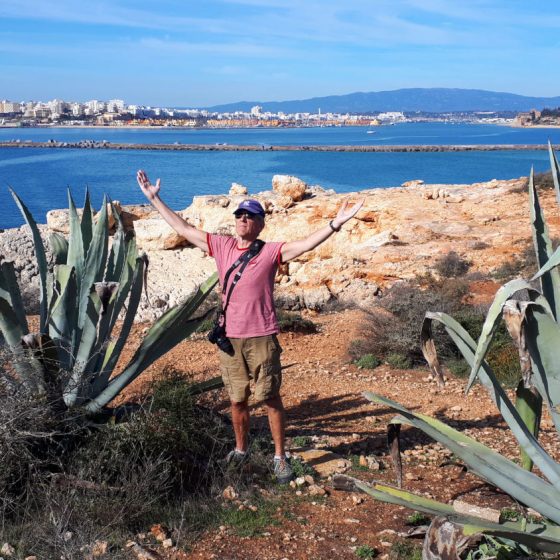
[{"xmin": 218, "ymin": 334, "xmax": 283, "ymax": 403}]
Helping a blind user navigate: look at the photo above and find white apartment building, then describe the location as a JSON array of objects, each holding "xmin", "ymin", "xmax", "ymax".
[
  {"xmin": 85, "ymin": 100, "xmax": 105, "ymax": 114},
  {"xmin": 377, "ymin": 111, "xmax": 405, "ymax": 122},
  {"xmin": 107, "ymin": 99, "xmax": 125, "ymax": 113},
  {"xmin": 0, "ymin": 101, "xmax": 22, "ymax": 113},
  {"xmin": 250, "ymin": 105, "xmax": 263, "ymax": 116}
]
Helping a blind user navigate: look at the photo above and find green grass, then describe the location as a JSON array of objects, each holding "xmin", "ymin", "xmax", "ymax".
[
  {"xmin": 350, "ymin": 455, "xmax": 369, "ymax": 472},
  {"xmin": 390, "ymin": 539, "xmax": 422, "ymax": 560},
  {"xmin": 354, "ymin": 354, "xmax": 381, "ymax": 370},
  {"xmin": 219, "ymin": 498, "xmax": 280, "ymax": 537},
  {"xmin": 385, "ymin": 353, "xmax": 413, "ymax": 369},
  {"xmin": 355, "ymin": 544, "xmax": 378, "ymax": 559},
  {"xmin": 289, "ymin": 457, "xmax": 316, "ymax": 478},
  {"xmin": 291, "ymin": 435, "xmax": 312, "ymax": 448}
]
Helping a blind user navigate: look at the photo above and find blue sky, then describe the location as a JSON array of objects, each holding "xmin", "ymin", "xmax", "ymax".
[{"xmin": 1, "ymin": 0, "xmax": 560, "ymax": 106}]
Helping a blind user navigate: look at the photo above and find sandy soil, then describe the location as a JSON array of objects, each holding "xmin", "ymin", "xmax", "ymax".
[{"xmin": 116, "ymin": 307, "xmax": 560, "ymax": 560}]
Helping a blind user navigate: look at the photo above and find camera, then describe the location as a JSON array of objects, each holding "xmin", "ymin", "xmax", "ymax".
[{"xmin": 208, "ymin": 322, "xmax": 234, "ymax": 355}]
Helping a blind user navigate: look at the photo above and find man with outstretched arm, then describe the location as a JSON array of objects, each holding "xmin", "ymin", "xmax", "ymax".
[{"xmin": 136, "ymin": 169, "xmax": 364, "ymax": 483}]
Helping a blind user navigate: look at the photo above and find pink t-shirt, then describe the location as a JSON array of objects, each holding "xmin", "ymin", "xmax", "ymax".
[{"xmin": 207, "ymin": 234, "xmax": 284, "ymax": 338}]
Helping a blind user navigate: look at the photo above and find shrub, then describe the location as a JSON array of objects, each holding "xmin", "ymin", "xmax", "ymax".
[
  {"xmin": 277, "ymin": 310, "xmax": 317, "ymax": 333},
  {"xmin": 356, "ymin": 544, "xmax": 378, "ymax": 559},
  {"xmin": 434, "ymin": 251, "xmax": 471, "ymax": 278},
  {"xmin": 0, "ymin": 374, "xmax": 232, "ymax": 557},
  {"xmin": 385, "ymin": 353, "xmax": 413, "ymax": 370},
  {"xmin": 351, "ymin": 277, "xmax": 468, "ymax": 367},
  {"xmin": 355, "ymin": 354, "xmax": 381, "ymax": 369}
]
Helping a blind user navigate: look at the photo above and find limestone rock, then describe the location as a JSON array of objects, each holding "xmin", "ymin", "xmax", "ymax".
[
  {"xmin": 402, "ymin": 179, "xmax": 424, "ymax": 188},
  {"xmin": 272, "ymin": 174, "xmax": 307, "ymax": 202},
  {"xmin": 274, "ymin": 194, "xmax": 295, "ymax": 209},
  {"xmin": 229, "ymin": 183, "xmax": 248, "ymax": 195},
  {"xmin": 302, "ymin": 285, "xmax": 332, "ymax": 310},
  {"xmin": 134, "ymin": 217, "xmax": 190, "ymax": 250}
]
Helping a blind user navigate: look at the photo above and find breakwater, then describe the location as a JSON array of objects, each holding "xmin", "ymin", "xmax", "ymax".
[{"xmin": 0, "ymin": 140, "xmax": 550, "ymax": 152}]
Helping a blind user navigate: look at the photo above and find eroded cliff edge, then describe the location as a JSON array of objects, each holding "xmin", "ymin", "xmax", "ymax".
[{"xmin": 0, "ymin": 174, "xmax": 541, "ymax": 321}]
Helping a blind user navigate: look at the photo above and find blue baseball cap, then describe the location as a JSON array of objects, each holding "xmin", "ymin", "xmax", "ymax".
[{"xmin": 234, "ymin": 199, "xmax": 265, "ymax": 217}]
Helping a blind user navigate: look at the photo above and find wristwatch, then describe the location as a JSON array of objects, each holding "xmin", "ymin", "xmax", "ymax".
[{"xmin": 329, "ymin": 220, "xmax": 341, "ymax": 232}]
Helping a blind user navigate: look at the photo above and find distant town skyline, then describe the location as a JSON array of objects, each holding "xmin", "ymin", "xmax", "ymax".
[{"xmin": 2, "ymin": 1, "xmax": 560, "ymax": 106}]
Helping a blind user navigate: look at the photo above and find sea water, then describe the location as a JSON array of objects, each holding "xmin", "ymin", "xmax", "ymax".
[{"xmin": 1, "ymin": 123, "xmax": 559, "ymax": 229}]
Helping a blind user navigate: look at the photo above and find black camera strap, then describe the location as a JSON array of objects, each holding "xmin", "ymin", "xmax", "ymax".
[{"xmin": 220, "ymin": 239, "xmax": 265, "ymax": 319}]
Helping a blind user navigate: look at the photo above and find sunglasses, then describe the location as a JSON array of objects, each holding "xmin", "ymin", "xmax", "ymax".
[{"xmin": 235, "ymin": 212, "xmax": 258, "ymax": 220}]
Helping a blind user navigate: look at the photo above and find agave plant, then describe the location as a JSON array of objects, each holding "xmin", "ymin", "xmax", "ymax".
[
  {"xmin": 0, "ymin": 189, "xmax": 218, "ymax": 414},
  {"xmin": 334, "ymin": 144, "xmax": 560, "ymax": 554}
]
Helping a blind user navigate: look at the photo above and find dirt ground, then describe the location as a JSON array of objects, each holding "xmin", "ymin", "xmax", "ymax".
[{"xmin": 116, "ymin": 307, "xmax": 560, "ymax": 560}]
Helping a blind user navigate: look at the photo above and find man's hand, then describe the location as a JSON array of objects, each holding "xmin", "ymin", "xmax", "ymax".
[
  {"xmin": 137, "ymin": 169, "xmax": 161, "ymax": 201},
  {"xmin": 332, "ymin": 198, "xmax": 365, "ymax": 229}
]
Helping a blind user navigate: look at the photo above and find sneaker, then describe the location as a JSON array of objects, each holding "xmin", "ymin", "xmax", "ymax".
[
  {"xmin": 225, "ymin": 449, "xmax": 248, "ymax": 467},
  {"xmin": 273, "ymin": 456, "xmax": 294, "ymax": 484}
]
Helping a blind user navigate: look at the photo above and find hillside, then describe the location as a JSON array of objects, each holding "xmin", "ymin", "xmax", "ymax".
[{"xmin": 206, "ymin": 88, "xmax": 560, "ymax": 114}]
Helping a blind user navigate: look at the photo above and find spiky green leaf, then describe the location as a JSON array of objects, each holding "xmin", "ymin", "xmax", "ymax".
[
  {"xmin": 85, "ymin": 273, "xmax": 218, "ymax": 412},
  {"xmin": 0, "ymin": 261, "xmax": 28, "ymax": 334},
  {"xmin": 9, "ymin": 189, "xmax": 48, "ymax": 332},
  {"xmin": 529, "ymin": 167, "xmax": 560, "ymax": 319},
  {"xmin": 424, "ymin": 311, "xmax": 560, "ymax": 485},
  {"xmin": 364, "ymin": 392, "xmax": 560, "ymax": 524},
  {"xmin": 49, "ymin": 232, "xmax": 68, "ymax": 265}
]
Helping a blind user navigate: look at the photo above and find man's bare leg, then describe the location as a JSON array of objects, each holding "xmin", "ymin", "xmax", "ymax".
[
  {"xmin": 265, "ymin": 395, "xmax": 286, "ymax": 457},
  {"xmin": 231, "ymin": 400, "xmax": 250, "ymax": 452}
]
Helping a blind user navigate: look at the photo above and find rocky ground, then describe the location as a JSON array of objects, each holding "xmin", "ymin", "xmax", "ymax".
[
  {"xmin": 110, "ymin": 306, "xmax": 560, "ymax": 560},
  {"xmin": 2, "ymin": 174, "xmax": 560, "ymax": 559}
]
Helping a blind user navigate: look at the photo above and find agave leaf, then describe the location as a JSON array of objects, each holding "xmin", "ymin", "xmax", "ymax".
[
  {"xmin": 105, "ymin": 220, "xmax": 127, "ymax": 282},
  {"xmin": 9, "ymin": 189, "xmax": 48, "ymax": 332},
  {"xmin": 0, "ymin": 261, "xmax": 28, "ymax": 334},
  {"xmin": 49, "ymin": 233, "xmax": 68, "ymax": 265},
  {"xmin": 549, "ymin": 141, "xmax": 560, "ymax": 205},
  {"xmin": 85, "ymin": 273, "xmax": 218, "ymax": 412},
  {"xmin": 66, "ymin": 190, "xmax": 85, "ymax": 277},
  {"xmin": 523, "ymin": 302, "xmax": 560, "ymax": 433},
  {"xmin": 65, "ymin": 288, "xmax": 103, "ymax": 407},
  {"xmin": 424, "ymin": 312, "xmax": 560, "ymax": 485},
  {"xmin": 81, "ymin": 188, "xmax": 93, "ymax": 252},
  {"xmin": 88, "ymin": 256, "xmax": 146, "ymax": 396},
  {"xmin": 364, "ymin": 392, "xmax": 560, "ymax": 523},
  {"xmin": 467, "ymin": 279, "xmax": 544, "ymax": 393},
  {"xmin": 529, "ymin": 168, "xmax": 560, "ymax": 320},
  {"xmin": 336, "ymin": 476, "xmax": 560, "ymax": 553},
  {"xmin": 0, "ymin": 298, "xmax": 41, "ymax": 391},
  {"xmin": 532, "ymin": 246, "xmax": 560, "ymax": 282},
  {"xmin": 76, "ymin": 196, "xmax": 109, "ymax": 336},
  {"xmin": 186, "ymin": 376, "xmax": 224, "ymax": 396},
  {"xmin": 48, "ymin": 265, "xmax": 78, "ymax": 371},
  {"xmin": 515, "ymin": 382, "xmax": 542, "ymax": 471}
]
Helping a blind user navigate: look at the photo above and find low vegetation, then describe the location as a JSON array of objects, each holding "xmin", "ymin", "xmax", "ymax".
[{"xmin": 342, "ymin": 145, "xmax": 560, "ymax": 556}]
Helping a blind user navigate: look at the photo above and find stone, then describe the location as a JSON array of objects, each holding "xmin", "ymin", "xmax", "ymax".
[
  {"xmin": 308, "ymin": 484, "xmax": 327, "ymax": 496},
  {"xmin": 274, "ymin": 194, "xmax": 295, "ymax": 209},
  {"xmin": 272, "ymin": 174, "xmax": 307, "ymax": 202},
  {"xmin": 229, "ymin": 183, "xmax": 248, "ymax": 195},
  {"xmin": 222, "ymin": 486, "xmax": 237, "ymax": 500},
  {"xmin": 134, "ymin": 217, "xmax": 190, "ymax": 250},
  {"xmin": 401, "ymin": 179, "xmax": 424, "ymax": 188},
  {"xmin": 150, "ymin": 524, "xmax": 170, "ymax": 542},
  {"xmin": 92, "ymin": 540, "xmax": 109, "ymax": 556},
  {"xmin": 1, "ymin": 543, "xmax": 15, "ymax": 556},
  {"xmin": 296, "ymin": 449, "xmax": 347, "ymax": 477},
  {"xmin": 302, "ymin": 285, "xmax": 332, "ymax": 310}
]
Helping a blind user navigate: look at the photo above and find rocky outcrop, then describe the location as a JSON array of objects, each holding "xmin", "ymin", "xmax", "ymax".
[{"xmin": 0, "ymin": 174, "xmax": 537, "ymax": 317}]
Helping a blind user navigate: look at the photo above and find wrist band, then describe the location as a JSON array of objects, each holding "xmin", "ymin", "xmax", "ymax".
[{"xmin": 329, "ymin": 220, "xmax": 341, "ymax": 232}]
